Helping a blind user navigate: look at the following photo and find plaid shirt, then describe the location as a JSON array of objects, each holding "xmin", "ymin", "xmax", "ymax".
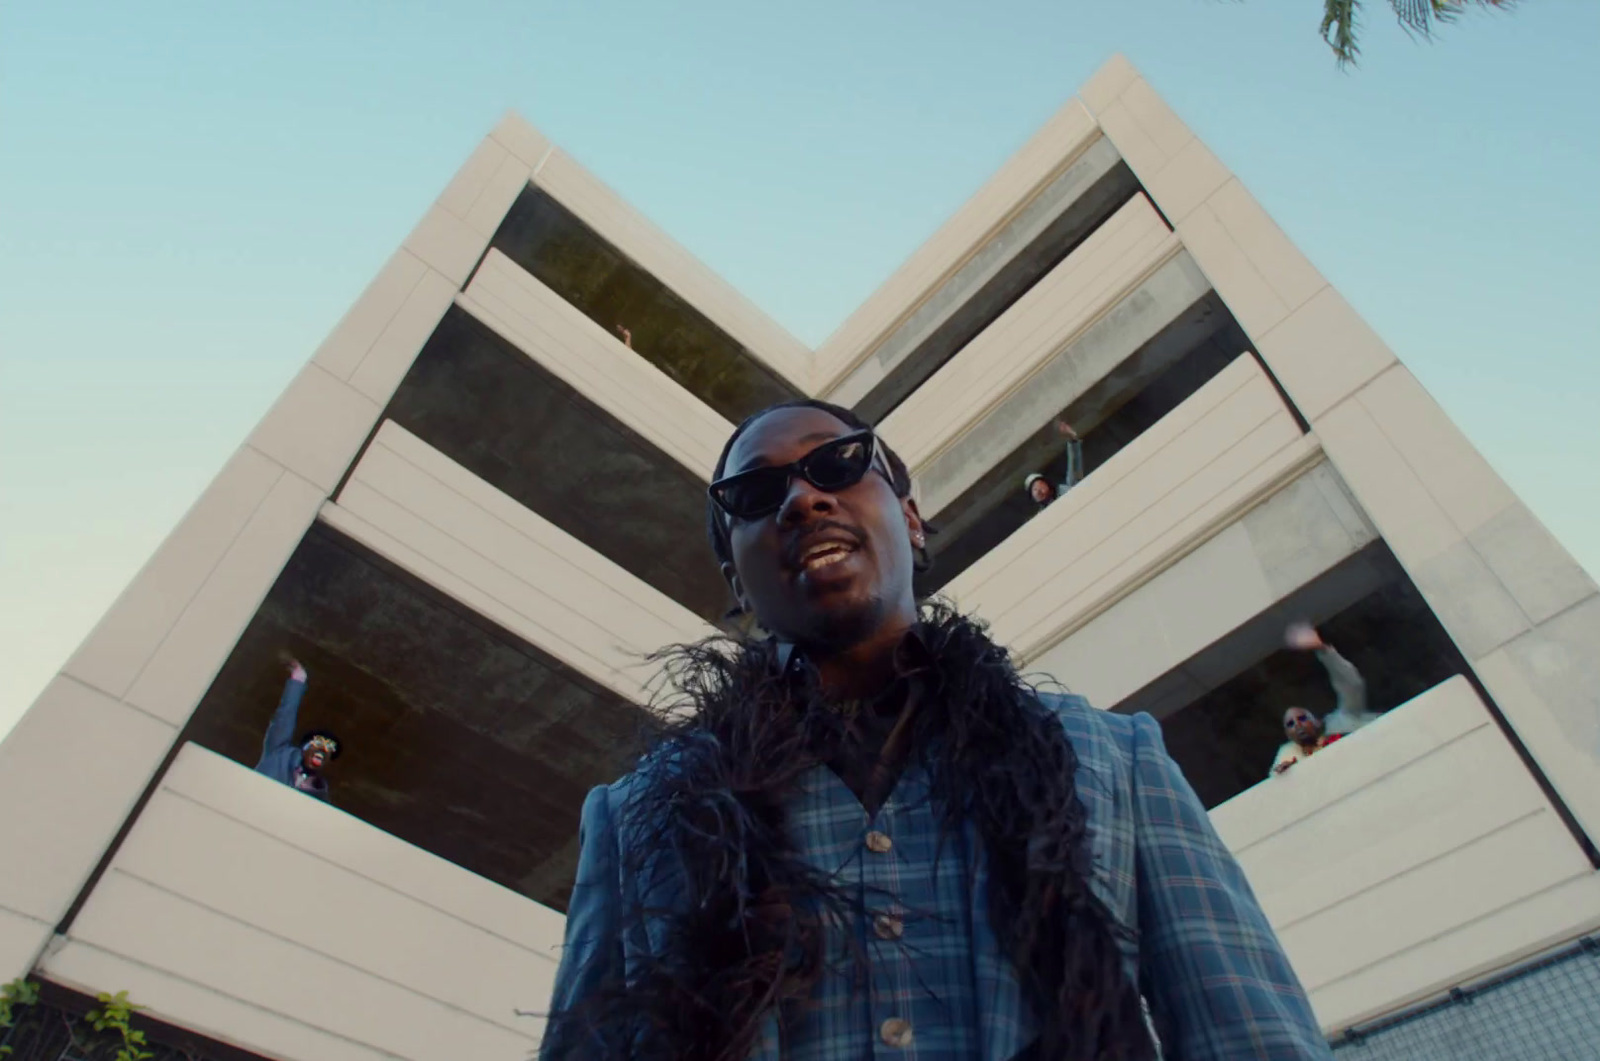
[{"xmin": 546, "ymin": 692, "xmax": 1331, "ymax": 1060}]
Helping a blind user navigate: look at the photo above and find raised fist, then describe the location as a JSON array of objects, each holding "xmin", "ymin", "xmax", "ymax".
[{"xmin": 1284, "ymin": 622, "xmax": 1323, "ymax": 652}]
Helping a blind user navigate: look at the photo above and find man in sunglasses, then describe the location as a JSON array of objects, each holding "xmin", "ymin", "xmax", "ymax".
[
  {"xmin": 543, "ymin": 399, "xmax": 1329, "ymax": 1061},
  {"xmin": 1270, "ymin": 622, "xmax": 1378, "ymax": 778},
  {"xmin": 254, "ymin": 657, "xmax": 340, "ymax": 803}
]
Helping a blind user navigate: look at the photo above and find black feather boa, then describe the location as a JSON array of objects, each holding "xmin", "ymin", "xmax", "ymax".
[{"xmin": 542, "ymin": 602, "xmax": 1154, "ymax": 1061}]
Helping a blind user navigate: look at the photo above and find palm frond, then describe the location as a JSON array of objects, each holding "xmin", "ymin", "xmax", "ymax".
[
  {"xmin": 1321, "ymin": 0, "xmax": 1364, "ymax": 66},
  {"xmin": 1322, "ymin": 0, "xmax": 1517, "ymax": 67}
]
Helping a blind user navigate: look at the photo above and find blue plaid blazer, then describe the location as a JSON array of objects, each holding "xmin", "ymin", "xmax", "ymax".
[{"xmin": 546, "ymin": 693, "xmax": 1331, "ymax": 1060}]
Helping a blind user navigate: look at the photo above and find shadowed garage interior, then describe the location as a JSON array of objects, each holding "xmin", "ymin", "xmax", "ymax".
[
  {"xmin": 179, "ymin": 524, "xmax": 647, "ymax": 911},
  {"xmin": 1127, "ymin": 544, "xmax": 1473, "ymax": 809},
  {"xmin": 380, "ymin": 305, "xmax": 733, "ymax": 624},
  {"xmin": 489, "ymin": 183, "xmax": 801, "ymax": 423}
]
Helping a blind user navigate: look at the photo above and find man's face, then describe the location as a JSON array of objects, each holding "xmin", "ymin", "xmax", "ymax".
[
  {"xmin": 1284, "ymin": 707, "xmax": 1320, "ymax": 745},
  {"xmin": 1029, "ymin": 479, "xmax": 1055, "ymax": 504},
  {"xmin": 301, "ymin": 737, "xmax": 335, "ymax": 772},
  {"xmin": 719, "ymin": 407, "xmax": 922, "ymax": 650}
]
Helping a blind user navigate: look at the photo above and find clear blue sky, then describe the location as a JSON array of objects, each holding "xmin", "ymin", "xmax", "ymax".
[{"xmin": 3, "ymin": 1, "xmax": 1597, "ymax": 734}]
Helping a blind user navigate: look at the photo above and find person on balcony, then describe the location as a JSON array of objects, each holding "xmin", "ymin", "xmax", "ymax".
[
  {"xmin": 543, "ymin": 398, "xmax": 1331, "ymax": 1061},
  {"xmin": 1270, "ymin": 622, "xmax": 1380, "ymax": 777},
  {"xmin": 1024, "ymin": 419, "xmax": 1086, "ymax": 512},
  {"xmin": 254, "ymin": 658, "xmax": 340, "ymax": 802}
]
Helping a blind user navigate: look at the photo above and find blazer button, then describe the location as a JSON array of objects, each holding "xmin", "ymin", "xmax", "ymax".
[
  {"xmin": 879, "ymin": 1017, "xmax": 914, "ymax": 1048},
  {"xmin": 873, "ymin": 913, "xmax": 904, "ymax": 940},
  {"xmin": 865, "ymin": 830, "xmax": 893, "ymax": 853}
]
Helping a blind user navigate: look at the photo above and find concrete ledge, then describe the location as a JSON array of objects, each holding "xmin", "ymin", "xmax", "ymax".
[
  {"xmin": 44, "ymin": 743, "xmax": 553, "ymax": 1060},
  {"xmin": 326, "ymin": 422, "xmax": 714, "ymax": 704},
  {"xmin": 826, "ymin": 137, "xmax": 1136, "ymax": 417},
  {"xmin": 881, "ymin": 193, "xmax": 1179, "ymax": 475},
  {"xmin": 531, "ymin": 148, "xmax": 812, "ymax": 392},
  {"xmin": 459, "ymin": 249, "xmax": 732, "ymax": 481},
  {"xmin": 0, "ymin": 905, "xmax": 56, "ymax": 985},
  {"xmin": 1210, "ymin": 676, "xmax": 1600, "ymax": 1032},
  {"xmin": 949, "ymin": 354, "xmax": 1307, "ymax": 662},
  {"xmin": 815, "ymin": 99, "xmax": 1101, "ymax": 392}
]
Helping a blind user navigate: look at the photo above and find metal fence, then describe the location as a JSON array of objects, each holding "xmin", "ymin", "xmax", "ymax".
[{"xmin": 1331, "ymin": 937, "xmax": 1600, "ymax": 1061}]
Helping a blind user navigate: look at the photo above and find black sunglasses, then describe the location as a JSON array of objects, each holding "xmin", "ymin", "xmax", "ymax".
[{"xmin": 709, "ymin": 430, "xmax": 888, "ymax": 521}]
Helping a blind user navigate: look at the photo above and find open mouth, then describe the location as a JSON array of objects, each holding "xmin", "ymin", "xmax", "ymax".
[{"xmin": 799, "ymin": 540, "xmax": 857, "ymax": 572}]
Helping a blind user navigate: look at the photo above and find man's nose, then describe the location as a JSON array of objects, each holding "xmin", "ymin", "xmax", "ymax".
[{"xmin": 777, "ymin": 476, "xmax": 837, "ymax": 526}]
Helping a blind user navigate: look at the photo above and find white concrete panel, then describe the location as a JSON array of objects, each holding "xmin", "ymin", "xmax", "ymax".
[
  {"xmin": 43, "ymin": 940, "xmax": 401, "ymax": 1061},
  {"xmin": 246, "ymin": 364, "xmax": 382, "ymax": 494},
  {"xmin": 437, "ymin": 137, "xmax": 513, "ymax": 223},
  {"xmin": 433, "ymin": 131, "xmax": 534, "ymax": 241},
  {"xmin": 43, "ymin": 745, "xmax": 564, "ymax": 1058},
  {"xmin": 107, "ymin": 781, "xmax": 554, "ymax": 1037},
  {"xmin": 1469, "ymin": 501, "xmax": 1598, "ymax": 626},
  {"xmin": 124, "ymin": 467, "xmax": 325, "ymax": 726},
  {"xmin": 1409, "ymin": 537, "xmax": 1532, "ymax": 660},
  {"xmin": 401, "ymin": 203, "xmax": 490, "ymax": 288},
  {"xmin": 1176, "ymin": 200, "xmax": 1292, "ymax": 338},
  {"xmin": 949, "ymin": 355, "xmax": 1308, "ymax": 662},
  {"xmin": 1095, "ymin": 99, "xmax": 1167, "ymax": 186},
  {"xmin": 881, "ymin": 194, "xmax": 1178, "ymax": 470},
  {"xmin": 1355, "ymin": 364, "xmax": 1517, "ymax": 538},
  {"xmin": 1208, "ymin": 677, "xmax": 1598, "ymax": 1031},
  {"xmin": 491, "ymin": 110, "xmax": 552, "ymax": 169},
  {"xmin": 1247, "ymin": 464, "xmax": 1379, "ymax": 600},
  {"xmin": 62, "ymin": 447, "xmax": 284, "ymax": 699},
  {"xmin": 1284, "ymin": 817, "xmax": 1585, "ymax": 990},
  {"xmin": 1204, "ymin": 178, "xmax": 1326, "ymax": 316},
  {"xmin": 1144, "ymin": 136, "xmax": 1232, "ymax": 226},
  {"xmin": 0, "ymin": 905, "xmax": 55, "ymax": 984},
  {"xmin": 330, "ymin": 422, "xmax": 714, "ymax": 703},
  {"xmin": 1241, "ymin": 729, "xmax": 1546, "ymax": 927},
  {"xmin": 532, "ymin": 148, "xmax": 812, "ymax": 391},
  {"xmin": 460, "ymin": 248, "xmax": 731, "ymax": 480},
  {"xmin": 814, "ymin": 100, "xmax": 1101, "ymax": 391},
  {"xmin": 1078, "ymin": 53, "xmax": 1139, "ymax": 116},
  {"xmin": 1116, "ymin": 77, "xmax": 1194, "ymax": 165},
  {"xmin": 347, "ymin": 266, "xmax": 459, "ymax": 405},
  {"xmin": 1310, "ymin": 872, "xmax": 1600, "ymax": 1033},
  {"xmin": 1031, "ymin": 522, "xmax": 1273, "ymax": 708},
  {"xmin": 0, "ymin": 678, "xmax": 174, "ymax": 926},
  {"xmin": 1213, "ymin": 677, "xmax": 1486, "ymax": 852},
  {"xmin": 1257, "ymin": 286, "xmax": 1398, "ymax": 425},
  {"xmin": 464, "ymin": 154, "xmax": 534, "ymax": 238},
  {"xmin": 61, "ymin": 873, "xmax": 539, "ymax": 1061},
  {"xmin": 312, "ymin": 250, "xmax": 430, "ymax": 381},
  {"xmin": 160, "ymin": 744, "xmax": 566, "ymax": 959},
  {"xmin": 1475, "ymin": 594, "xmax": 1600, "ymax": 849},
  {"xmin": 1314, "ymin": 397, "xmax": 1460, "ymax": 568}
]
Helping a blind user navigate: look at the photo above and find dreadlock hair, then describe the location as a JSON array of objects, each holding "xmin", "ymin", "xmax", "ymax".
[{"xmin": 543, "ymin": 399, "xmax": 1155, "ymax": 1061}]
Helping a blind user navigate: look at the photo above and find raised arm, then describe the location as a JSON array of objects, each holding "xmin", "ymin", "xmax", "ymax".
[
  {"xmin": 1315, "ymin": 646, "xmax": 1373, "ymax": 731},
  {"xmin": 1130, "ymin": 712, "xmax": 1331, "ymax": 1059},
  {"xmin": 258, "ymin": 662, "xmax": 308, "ymax": 762},
  {"xmin": 542, "ymin": 785, "xmax": 626, "ymax": 1060}
]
